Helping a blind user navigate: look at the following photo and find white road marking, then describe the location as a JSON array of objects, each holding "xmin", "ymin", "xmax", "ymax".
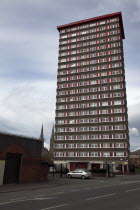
[
  {"xmin": 86, "ymin": 193, "xmax": 116, "ymax": 201},
  {"xmin": 83, "ymin": 188, "xmax": 91, "ymax": 190},
  {"xmin": 41, "ymin": 203, "xmax": 68, "ymax": 210},
  {"xmin": 34, "ymin": 194, "xmax": 45, "ymax": 197},
  {"xmin": 126, "ymin": 188, "xmax": 140, "ymax": 193},
  {"xmin": 35, "ymin": 197, "xmax": 59, "ymax": 200},
  {"xmin": 0, "ymin": 197, "xmax": 59, "ymax": 205},
  {"xmin": 53, "ymin": 191, "xmax": 65, "ymax": 195},
  {"xmin": 71, "ymin": 189, "xmax": 80, "ymax": 192},
  {"xmin": 0, "ymin": 199, "xmax": 34, "ymax": 205},
  {"xmin": 121, "ymin": 181, "xmax": 140, "ymax": 185},
  {"xmin": 10, "ymin": 197, "xmax": 27, "ymax": 201}
]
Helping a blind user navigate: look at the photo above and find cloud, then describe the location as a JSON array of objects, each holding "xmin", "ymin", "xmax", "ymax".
[
  {"xmin": 129, "ymin": 128, "xmax": 139, "ymax": 136},
  {"xmin": 0, "ymin": 77, "xmax": 56, "ymax": 144}
]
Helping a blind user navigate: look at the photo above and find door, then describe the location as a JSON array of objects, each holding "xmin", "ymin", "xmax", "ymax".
[{"xmin": 3, "ymin": 153, "xmax": 22, "ymax": 184}]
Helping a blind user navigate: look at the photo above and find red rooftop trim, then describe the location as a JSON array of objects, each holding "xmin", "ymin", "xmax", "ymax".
[{"xmin": 57, "ymin": 12, "xmax": 125, "ymax": 39}]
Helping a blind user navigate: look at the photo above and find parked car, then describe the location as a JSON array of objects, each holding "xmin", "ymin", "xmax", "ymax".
[
  {"xmin": 49, "ymin": 167, "xmax": 57, "ymax": 173},
  {"xmin": 67, "ymin": 169, "xmax": 92, "ymax": 179}
]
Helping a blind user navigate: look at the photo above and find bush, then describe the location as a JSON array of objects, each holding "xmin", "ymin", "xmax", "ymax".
[{"xmin": 89, "ymin": 169, "xmax": 106, "ymax": 174}]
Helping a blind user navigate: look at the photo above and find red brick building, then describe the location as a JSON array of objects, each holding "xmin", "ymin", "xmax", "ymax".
[
  {"xmin": 0, "ymin": 132, "xmax": 48, "ymax": 185},
  {"xmin": 54, "ymin": 12, "xmax": 130, "ymax": 173}
]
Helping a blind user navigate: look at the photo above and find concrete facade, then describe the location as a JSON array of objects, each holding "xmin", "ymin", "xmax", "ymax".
[{"xmin": 54, "ymin": 12, "xmax": 130, "ymax": 173}]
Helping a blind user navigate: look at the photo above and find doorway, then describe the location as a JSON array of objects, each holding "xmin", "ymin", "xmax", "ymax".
[{"xmin": 3, "ymin": 153, "xmax": 22, "ymax": 184}]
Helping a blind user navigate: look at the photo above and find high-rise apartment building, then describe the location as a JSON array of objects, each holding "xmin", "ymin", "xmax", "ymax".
[{"xmin": 54, "ymin": 12, "xmax": 130, "ymax": 173}]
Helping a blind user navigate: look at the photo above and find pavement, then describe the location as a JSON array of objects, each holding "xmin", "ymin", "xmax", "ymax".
[{"xmin": 0, "ymin": 174, "xmax": 139, "ymax": 194}]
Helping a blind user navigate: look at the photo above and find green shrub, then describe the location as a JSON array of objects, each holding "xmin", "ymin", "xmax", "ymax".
[{"xmin": 89, "ymin": 169, "xmax": 106, "ymax": 174}]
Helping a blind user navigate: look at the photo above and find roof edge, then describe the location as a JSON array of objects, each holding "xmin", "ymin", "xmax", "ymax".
[{"xmin": 57, "ymin": 11, "xmax": 125, "ymax": 39}]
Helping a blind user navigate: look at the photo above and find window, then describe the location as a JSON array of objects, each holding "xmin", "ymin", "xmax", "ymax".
[
  {"xmin": 81, "ymin": 135, "xmax": 87, "ymax": 140},
  {"xmin": 102, "ymin": 126, "xmax": 109, "ymax": 131},
  {"xmin": 80, "ymin": 152, "xmax": 87, "ymax": 157},
  {"xmin": 90, "ymin": 126, "xmax": 98, "ymax": 131},
  {"xmin": 61, "ymin": 35, "xmax": 67, "ymax": 39},
  {"xmin": 90, "ymin": 144, "xmax": 98, "ymax": 148},
  {"xmin": 90, "ymin": 118, "xmax": 98, "ymax": 123},
  {"xmin": 68, "ymin": 136, "xmax": 75, "ymax": 140},
  {"xmin": 71, "ymin": 39, "xmax": 76, "ymax": 42},
  {"xmin": 103, "ymin": 143, "xmax": 110, "ymax": 148},
  {"xmin": 90, "ymin": 53, "xmax": 96, "ymax": 58},
  {"xmin": 113, "ymin": 93, "xmax": 121, "ymax": 97},
  {"xmin": 57, "ymin": 113, "xmax": 65, "ymax": 118},
  {"xmin": 61, "ymin": 41, "xmax": 67, "ymax": 44},
  {"xmin": 80, "ymin": 144, "xmax": 87, "ymax": 148},
  {"xmin": 90, "ymin": 110, "xmax": 97, "ymax": 115},
  {"xmin": 61, "ymin": 46, "xmax": 67, "ymax": 50},
  {"xmin": 56, "ymin": 144, "xmax": 63, "ymax": 148},
  {"xmin": 57, "ymin": 120, "xmax": 64, "ymax": 125},
  {"xmin": 60, "ymin": 58, "xmax": 66, "ymax": 62},
  {"xmin": 102, "ymin": 102, "xmax": 108, "ymax": 106},
  {"xmin": 90, "ymin": 60, "xmax": 96, "ymax": 64},
  {"xmin": 81, "ymin": 25, "xmax": 87, "ymax": 29},
  {"xmin": 102, "ymin": 135, "xmax": 109, "ymax": 139},
  {"xmin": 69, "ymin": 120, "xmax": 75, "ymax": 124},
  {"xmin": 68, "ymin": 144, "xmax": 75, "ymax": 148},
  {"xmin": 114, "ymin": 100, "xmax": 122, "ymax": 105},
  {"xmin": 57, "ymin": 136, "xmax": 64, "ymax": 140},
  {"xmin": 60, "ymin": 65, "xmax": 66, "ymax": 69},
  {"xmin": 114, "ymin": 109, "xmax": 122, "ymax": 113},
  {"xmin": 71, "ymin": 27, "xmax": 77, "ymax": 31},
  {"xmin": 90, "ymin": 41, "xmax": 96, "ymax": 45},
  {"xmin": 102, "ymin": 118, "xmax": 109, "ymax": 122},
  {"xmin": 90, "ymin": 47, "xmax": 96, "ymax": 51},
  {"xmin": 81, "ymin": 49, "xmax": 87, "ymax": 53},
  {"xmin": 90, "ymin": 67, "xmax": 97, "ymax": 70},
  {"xmin": 81, "ymin": 31, "xmax": 87, "ymax": 34},
  {"xmin": 116, "ymin": 152, "xmax": 124, "ymax": 157},
  {"xmin": 71, "ymin": 63, "xmax": 76, "ymax": 67},
  {"xmin": 102, "ymin": 110, "xmax": 108, "ymax": 114},
  {"xmin": 114, "ymin": 117, "xmax": 123, "ymax": 122},
  {"xmin": 90, "ymin": 95, "xmax": 97, "ymax": 99},
  {"xmin": 81, "ymin": 127, "xmax": 87, "ymax": 131},
  {"xmin": 81, "ymin": 119, "xmax": 87, "ymax": 123},
  {"xmin": 116, "ymin": 143, "xmax": 124, "ymax": 148},
  {"xmin": 110, "ymin": 18, "xmax": 117, "ymax": 22},
  {"xmin": 91, "ymin": 103, "xmax": 97, "ymax": 107},
  {"xmin": 71, "ymin": 45, "xmax": 76, "ymax": 48},
  {"xmin": 90, "ymin": 35, "xmax": 96, "ymax": 39},
  {"xmin": 100, "ymin": 21, "xmax": 105, "ymax": 25},
  {"xmin": 115, "ymin": 134, "xmax": 123, "ymax": 139},
  {"xmin": 90, "ymin": 87, "xmax": 97, "ymax": 92},
  {"xmin": 68, "ymin": 152, "xmax": 74, "ymax": 157},
  {"xmin": 71, "ymin": 50, "xmax": 76, "ymax": 54},
  {"xmin": 103, "ymin": 153, "xmax": 110, "ymax": 157},
  {"xmin": 91, "ymin": 152, "xmax": 98, "ymax": 157},
  {"xmin": 100, "ymin": 51, "xmax": 106, "ymax": 56},
  {"xmin": 90, "ymin": 135, "xmax": 98, "ymax": 139},
  {"xmin": 90, "ymin": 29, "xmax": 96, "ymax": 32},
  {"xmin": 56, "ymin": 152, "xmax": 63, "ymax": 157},
  {"xmin": 90, "ymin": 23, "xmax": 96, "ymax": 27}
]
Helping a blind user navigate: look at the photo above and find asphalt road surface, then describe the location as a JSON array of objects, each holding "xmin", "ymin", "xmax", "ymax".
[{"xmin": 0, "ymin": 176, "xmax": 140, "ymax": 210}]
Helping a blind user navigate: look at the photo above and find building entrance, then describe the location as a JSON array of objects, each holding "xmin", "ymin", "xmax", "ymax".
[{"xmin": 3, "ymin": 153, "xmax": 21, "ymax": 184}]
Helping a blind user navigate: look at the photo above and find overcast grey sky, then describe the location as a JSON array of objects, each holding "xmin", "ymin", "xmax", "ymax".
[{"xmin": 0, "ymin": 0, "xmax": 140, "ymax": 150}]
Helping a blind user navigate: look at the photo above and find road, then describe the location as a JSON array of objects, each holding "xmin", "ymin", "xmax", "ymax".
[{"xmin": 0, "ymin": 176, "xmax": 140, "ymax": 210}]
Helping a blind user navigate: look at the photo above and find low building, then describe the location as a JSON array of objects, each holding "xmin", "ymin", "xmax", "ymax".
[
  {"xmin": 130, "ymin": 149, "xmax": 140, "ymax": 167},
  {"xmin": 0, "ymin": 132, "xmax": 48, "ymax": 185}
]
